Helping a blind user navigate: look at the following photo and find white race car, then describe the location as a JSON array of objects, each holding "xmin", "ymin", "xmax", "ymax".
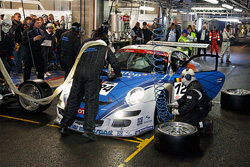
[{"xmin": 55, "ymin": 44, "xmax": 225, "ymax": 137}]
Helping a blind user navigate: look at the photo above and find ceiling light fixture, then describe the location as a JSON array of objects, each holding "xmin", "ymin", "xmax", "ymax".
[
  {"xmin": 191, "ymin": 7, "xmax": 225, "ymax": 10},
  {"xmin": 222, "ymin": 4, "xmax": 233, "ymax": 9},
  {"xmin": 234, "ymin": 8, "xmax": 242, "ymax": 12},
  {"xmin": 203, "ymin": 0, "xmax": 218, "ymax": 4},
  {"xmin": 139, "ymin": 6, "xmax": 155, "ymax": 11}
]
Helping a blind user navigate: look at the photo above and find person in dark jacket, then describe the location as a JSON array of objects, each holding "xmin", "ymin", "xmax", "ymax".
[
  {"xmin": 57, "ymin": 22, "xmax": 81, "ymax": 79},
  {"xmin": 42, "ymin": 23, "xmax": 56, "ymax": 77},
  {"xmin": 197, "ymin": 24, "xmax": 209, "ymax": 57},
  {"xmin": 12, "ymin": 12, "xmax": 24, "ymax": 74},
  {"xmin": 131, "ymin": 22, "xmax": 144, "ymax": 44},
  {"xmin": 166, "ymin": 23, "xmax": 180, "ymax": 42},
  {"xmin": 170, "ymin": 69, "xmax": 213, "ymax": 133},
  {"xmin": 22, "ymin": 18, "xmax": 45, "ymax": 81},
  {"xmin": 0, "ymin": 18, "xmax": 14, "ymax": 78},
  {"xmin": 142, "ymin": 22, "xmax": 152, "ymax": 44},
  {"xmin": 60, "ymin": 39, "xmax": 122, "ymax": 140}
]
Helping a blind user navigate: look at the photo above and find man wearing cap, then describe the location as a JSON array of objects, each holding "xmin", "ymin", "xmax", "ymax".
[
  {"xmin": 197, "ymin": 24, "xmax": 209, "ymax": 58},
  {"xmin": 57, "ymin": 22, "xmax": 81, "ymax": 79},
  {"xmin": 178, "ymin": 29, "xmax": 189, "ymax": 55},
  {"xmin": 209, "ymin": 26, "xmax": 220, "ymax": 56}
]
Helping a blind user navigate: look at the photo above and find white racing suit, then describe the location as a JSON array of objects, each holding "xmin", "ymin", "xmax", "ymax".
[{"xmin": 221, "ymin": 29, "xmax": 234, "ymax": 60}]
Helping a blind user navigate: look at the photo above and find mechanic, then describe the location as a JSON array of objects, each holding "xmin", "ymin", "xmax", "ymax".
[
  {"xmin": 0, "ymin": 18, "xmax": 14, "ymax": 78},
  {"xmin": 171, "ymin": 69, "xmax": 213, "ymax": 133},
  {"xmin": 60, "ymin": 38, "xmax": 122, "ymax": 141},
  {"xmin": 57, "ymin": 22, "xmax": 81, "ymax": 79},
  {"xmin": 22, "ymin": 18, "xmax": 45, "ymax": 81},
  {"xmin": 221, "ymin": 25, "xmax": 235, "ymax": 63},
  {"xmin": 131, "ymin": 22, "xmax": 144, "ymax": 45},
  {"xmin": 209, "ymin": 26, "xmax": 220, "ymax": 56},
  {"xmin": 178, "ymin": 29, "xmax": 189, "ymax": 55}
]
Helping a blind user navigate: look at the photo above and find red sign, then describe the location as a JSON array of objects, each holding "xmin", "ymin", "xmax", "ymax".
[
  {"xmin": 77, "ymin": 108, "xmax": 85, "ymax": 115},
  {"xmin": 123, "ymin": 15, "xmax": 130, "ymax": 22}
]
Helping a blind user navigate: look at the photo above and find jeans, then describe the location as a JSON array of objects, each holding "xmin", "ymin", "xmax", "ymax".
[{"xmin": 12, "ymin": 43, "xmax": 23, "ymax": 73}]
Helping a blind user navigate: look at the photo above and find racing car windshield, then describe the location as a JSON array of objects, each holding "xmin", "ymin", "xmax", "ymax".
[{"xmin": 116, "ymin": 49, "xmax": 168, "ymax": 73}]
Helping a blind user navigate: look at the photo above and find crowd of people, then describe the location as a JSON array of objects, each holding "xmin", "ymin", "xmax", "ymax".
[{"xmin": 0, "ymin": 12, "xmax": 76, "ymax": 81}]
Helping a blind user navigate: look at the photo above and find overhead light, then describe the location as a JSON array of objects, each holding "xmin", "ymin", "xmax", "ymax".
[
  {"xmin": 216, "ymin": 18, "xmax": 239, "ymax": 22},
  {"xmin": 222, "ymin": 4, "xmax": 233, "ymax": 9},
  {"xmin": 234, "ymin": 8, "xmax": 242, "ymax": 12},
  {"xmin": 189, "ymin": 12, "xmax": 195, "ymax": 15},
  {"xmin": 191, "ymin": 7, "xmax": 225, "ymax": 10},
  {"xmin": 204, "ymin": 0, "xmax": 218, "ymax": 4},
  {"xmin": 139, "ymin": 6, "xmax": 155, "ymax": 11},
  {"xmin": 19, "ymin": 8, "xmax": 22, "ymax": 11}
]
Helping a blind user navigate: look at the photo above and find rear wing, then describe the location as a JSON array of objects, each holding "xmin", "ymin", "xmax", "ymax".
[{"xmin": 146, "ymin": 41, "xmax": 209, "ymax": 48}]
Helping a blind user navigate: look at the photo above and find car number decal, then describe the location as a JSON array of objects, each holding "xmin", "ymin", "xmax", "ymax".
[
  {"xmin": 100, "ymin": 81, "xmax": 118, "ymax": 96},
  {"xmin": 174, "ymin": 82, "xmax": 186, "ymax": 100}
]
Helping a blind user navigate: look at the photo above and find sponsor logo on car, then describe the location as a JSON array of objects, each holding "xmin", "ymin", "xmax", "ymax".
[
  {"xmin": 77, "ymin": 108, "xmax": 84, "ymax": 115},
  {"xmin": 144, "ymin": 115, "xmax": 152, "ymax": 124},
  {"xmin": 137, "ymin": 117, "xmax": 143, "ymax": 126},
  {"xmin": 135, "ymin": 126, "xmax": 154, "ymax": 135},
  {"xmin": 117, "ymin": 131, "xmax": 123, "ymax": 137},
  {"xmin": 94, "ymin": 130, "xmax": 113, "ymax": 136}
]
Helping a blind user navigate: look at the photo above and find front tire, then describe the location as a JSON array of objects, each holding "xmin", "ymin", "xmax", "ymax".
[
  {"xmin": 18, "ymin": 79, "xmax": 53, "ymax": 113},
  {"xmin": 154, "ymin": 122, "xmax": 200, "ymax": 155}
]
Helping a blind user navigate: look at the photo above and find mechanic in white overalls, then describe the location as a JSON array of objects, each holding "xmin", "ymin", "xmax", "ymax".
[
  {"xmin": 170, "ymin": 69, "xmax": 213, "ymax": 133},
  {"xmin": 221, "ymin": 25, "xmax": 235, "ymax": 63}
]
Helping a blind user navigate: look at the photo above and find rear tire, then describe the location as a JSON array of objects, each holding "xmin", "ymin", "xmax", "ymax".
[
  {"xmin": 221, "ymin": 89, "xmax": 250, "ymax": 111},
  {"xmin": 154, "ymin": 122, "xmax": 200, "ymax": 155},
  {"xmin": 18, "ymin": 79, "xmax": 52, "ymax": 113}
]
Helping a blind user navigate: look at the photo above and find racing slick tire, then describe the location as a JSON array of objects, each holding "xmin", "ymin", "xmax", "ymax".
[
  {"xmin": 18, "ymin": 79, "xmax": 53, "ymax": 113},
  {"xmin": 154, "ymin": 122, "xmax": 200, "ymax": 155},
  {"xmin": 221, "ymin": 89, "xmax": 250, "ymax": 111}
]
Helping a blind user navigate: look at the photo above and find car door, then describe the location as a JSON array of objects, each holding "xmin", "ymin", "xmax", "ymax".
[{"xmin": 180, "ymin": 55, "xmax": 225, "ymax": 100}]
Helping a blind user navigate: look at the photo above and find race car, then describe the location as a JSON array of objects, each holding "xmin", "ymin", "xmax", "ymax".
[{"xmin": 55, "ymin": 44, "xmax": 225, "ymax": 137}]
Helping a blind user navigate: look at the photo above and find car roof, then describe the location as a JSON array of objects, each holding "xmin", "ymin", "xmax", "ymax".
[{"xmin": 120, "ymin": 45, "xmax": 181, "ymax": 53}]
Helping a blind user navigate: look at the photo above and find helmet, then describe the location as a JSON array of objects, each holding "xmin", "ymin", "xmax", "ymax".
[
  {"xmin": 180, "ymin": 68, "xmax": 196, "ymax": 86},
  {"xmin": 2, "ymin": 18, "xmax": 12, "ymax": 33}
]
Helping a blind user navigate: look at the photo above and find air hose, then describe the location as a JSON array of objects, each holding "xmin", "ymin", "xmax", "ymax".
[
  {"xmin": 152, "ymin": 0, "xmax": 173, "ymax": 122},
  {"xmin": 0, "ymin": 40, "xmax": 107, "ymax": 105}
]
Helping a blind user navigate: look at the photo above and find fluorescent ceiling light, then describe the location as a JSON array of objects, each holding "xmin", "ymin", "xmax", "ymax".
[
  {"xmin": 218, "ymin": 18, "xmax": 239, "ymax": 22},
  {"xmin": 204, "ymin": 0, "xmax": 218, "ymax": 4},
  {"xmin": 19, "ymin": 8, "xmax": 22, "ymax": 11},
  {"xmin": 222, "ymin": 4, "xmax": 233, "ymax": 9},
  {"xmin": 139, "ymin": 6, "xmax": 155, "ymax": 11},
  {"xmin": 189, "ymin": 12, "xmax": 195, "ymax": 15},
  {"xmin": 191, "ymin": 7, "xmax": 225, "ymax": 10},
  {"xmin": 234, "ymin": 8, "xmax": 242, "ymax": 12}
]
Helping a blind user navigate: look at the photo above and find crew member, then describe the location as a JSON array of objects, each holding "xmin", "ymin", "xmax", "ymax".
[
  {"xmin": 60, "ymin": 39, "xmax": 122, "ymax": 141},
  {"xmin": 221, "ymin": 25, "xmax": 235, "ymax": 63},
  {"xmin": 22, "ymin": 18, "xmax": 45, "ymax": 81},
  {"xmin": 178, "ymin": 29, "xmax": 189, "ymax": 55},
  {"xmin": 131, "ymin": 22, "xmax": 144, "ymax": 44},
  {"xmin": 57, "ymin": 22, "xmax": 81, "ymax": 79},
  {"xmin": 209, "ymin": 26, "xmax": 220, "ymax": 56},
  {"xmin": 0, "ymin": 18, "xmax": 14, "ymax": 78},
  {"xmin": 171, "ymin": 69, "xmax": 213, "ymax": 133},
  {"xmin": 142, "ymin": 22, "xmax": 152, "ymax": 44}
]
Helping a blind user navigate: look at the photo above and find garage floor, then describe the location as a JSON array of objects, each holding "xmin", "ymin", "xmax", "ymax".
[{"xmin": 0, "ymin": 38, "xmax": 250, "ymax": 167}]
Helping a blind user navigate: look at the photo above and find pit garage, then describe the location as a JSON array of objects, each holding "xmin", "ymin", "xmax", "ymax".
[{"xmin": 0, "ymin": 0, "xmax": 250, "ymax": 167}]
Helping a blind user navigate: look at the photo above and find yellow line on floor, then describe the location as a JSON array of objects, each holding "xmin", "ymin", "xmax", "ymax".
[
  {"xmin": 119, "ymin": 135, "xmax": 154, "ymax": 166},
  {"xmin": 0, "ymin": 114, "xmax": 40, "ymax": 124},
  {"xmin": 133, "ymin": 137, "xmax": 144, "ymax": 142},
  {"xmin": 112, "ymin": 137, "xmax": 142, "ymax": 144},
  {"xmin": 46, "ymin": 124, "xmax": 61, "ymax": 128}
]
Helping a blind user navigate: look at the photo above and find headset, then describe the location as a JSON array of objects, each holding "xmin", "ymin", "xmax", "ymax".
[
  {"xmin": 72, "ymin": 23, "xmax": 81, "ymax": 32},
  {"xmin": 181, "ymin": 69, "xmax": 195, "ymax": 81}
]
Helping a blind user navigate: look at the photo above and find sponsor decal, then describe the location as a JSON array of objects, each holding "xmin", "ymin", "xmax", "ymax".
[
  {"xmin": 94, "ymin": 130, "xmax": 113, "ymax": 136},
  {"xmin": 137, "ymin": 117, "xmax": 143, "ymax": 126},
  {"xmin": 123, "ymin": 15, "xmax": 130, "ymax": 21},
  {"xmin": 142, "ymin": 73, "xmax": 148, "ymax": 76},
  {"xmin": 100, "ymin": 81, "xmax": 118, "ymax": 96},
  {"xmin": 117, "ymin": 131, "xmax": 123, "ymax": 137},
  {"xmin": 135, "ymin": 126, "xmax": 154, "ymax": 135},
  {"xmin": 174, "ymin": 82, "xmax": 186, "ymax": 100},
  {"xmin": 144, "ymin": 115, "xmax": 152, "ymax": 124},
  {"xmin": 124, "ymin": 131, "xmax": 134, "ymax": 137},
  {"xmin": 77, "ymin": 108, "xmax": 84, "ymax": 115}
]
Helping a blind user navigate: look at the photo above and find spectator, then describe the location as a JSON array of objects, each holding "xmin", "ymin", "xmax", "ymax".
[
  {"xmin": 39, "ymin": 17, "xmax": 45, "ymax": 30},
  {"xmin": 0, "ymin": 14, "xmax": 4, "ymax": 23},
  {"xmin": 142, "ymin": 22, "xmax": 152, "ymax": 44},
  {"xmin": 30, "ymin": 14, "xmax": 34, "ymax": 19},
  {"xmin": 42, "ymin": 23, "xmax": 56, "ymax": 78},
  {"xmin": 166, "ymin": 23, "xmax": 180, "ymax": 42},
  {"xmin": 12, "ymin": 12, "xmax": 24, "ymax": 74},
  {"xmin": 178, "ymin": 29, "xmax": 189, "ymax": 55},
  {"xmin": 22, "ymin": 18, "xmax": 45, "ymax": 81},
  {"xmin": 60, "ymin": 16, "xmax": 66, "ymax": 29},
  {"xmin": 187, "ymin": 25, "xmax": 197, "ymax": 56},
  {"xmin": 23, "ymin": 16, "xmax": 32, "ymax": 31},
  {"xmin": 57, "ymin": 22, "xmax": 81, "ymax": 79},
  {"xmin": 131, "ymin": 22, "xmax": 144, "ymax": 44},
  {"xmin": 197, "ymin": 24, "xmax": 209, "ymax": 58},
  {"xmin": 151, "ymin": 18, "xmax": 162, "ymax": 40},
  {"xmin": 174, "ymin": 18, "xmax": 181, "ymax": 35}
]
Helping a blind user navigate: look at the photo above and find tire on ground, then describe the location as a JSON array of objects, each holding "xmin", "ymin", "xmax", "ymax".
[
  {"xmin": 154, "ymin": 122, "xmax": 200, "ymax": 155},
  {"xmin": 18, "ymin": 79, "xmax": 53, "ymax": 113},
  {"xmin": 221, "ymin": 89, "xmax": 250, "ymax": 111}
]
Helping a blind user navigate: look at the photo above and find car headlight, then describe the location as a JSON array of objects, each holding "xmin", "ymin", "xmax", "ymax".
[{"xmin": 125, "ymin": 87, "xmax": 144, "ymax": 106}]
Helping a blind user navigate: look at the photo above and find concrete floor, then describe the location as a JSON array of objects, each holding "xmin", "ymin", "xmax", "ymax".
[{"xmin": 0, "ymin": 39, "xmax": 250, "ymax": 167}]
